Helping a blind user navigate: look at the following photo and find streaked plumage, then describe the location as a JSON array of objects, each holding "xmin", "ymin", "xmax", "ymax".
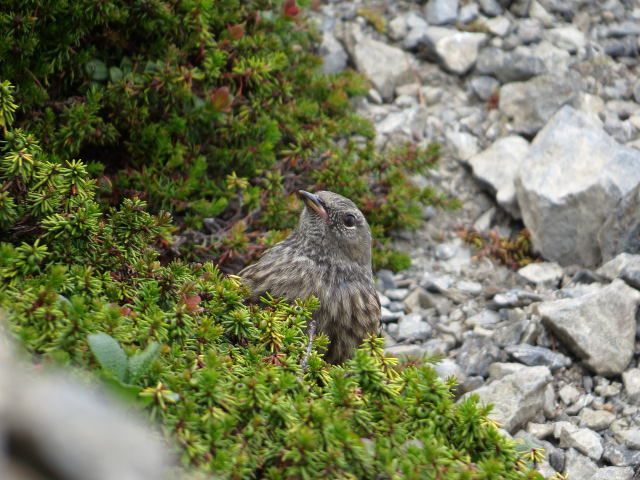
[{"xmin": 239, "ymin": 190, "xmax": 381, "ymax": 364}]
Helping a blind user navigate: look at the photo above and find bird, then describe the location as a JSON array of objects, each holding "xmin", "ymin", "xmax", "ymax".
[{"xmin": 239, "ymin": 190, "xmax": 381, "ymax": 364}]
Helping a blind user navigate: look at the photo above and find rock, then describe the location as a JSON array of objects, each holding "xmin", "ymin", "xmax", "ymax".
[
  {"xmin": 516, "ymin": 19, "xmax": 543, "ymax": 44},
  {"xmin": 492, "ymin": 319, "xmax": 529, "ymax": 347},
  {"xmin": 465, "ymin": 309, "xmax": 500, "ymax": 327},
  {"xmin": 516, "ymin": 106, "xmax": 640, "ymax": 267},
  {"xmin": 596, "ymin": 253, "xmax": 640, "ymax": 280},
  {"xmin": 424, "ymin": 0, "xmax": 458, "ymax": 25},
  {"xmin": 479, "ymin": 0, "xmax": 502, "ymax": 17},
  {"xmin": 527, "ymin": 422, "xmax": 554, "ymax": 439},
  {"xmin": 396, "ymin": 313, "xmax": 433, "ymax": 342},
  {"xmin": 456, "ymin": 280, "xmax": 482, "ymax": 295},
  {"xmin": 564, "ymin": 448, "xmax": 598, "ymax": 479},
  {"xmin": 351, "ymin": 34, "xmax": 413, "ymax": 101},
  {"xmin": 0, "ymin": 330, "xmax": 171, "ymax": 480},
  {"xmin": 558, "ymin": 425, "xmax": 603, "ymax": 460},
  {"xmin": 462, "ymin": 365, "xmax": 552, "ymax": 433},
  {"xmin": 470, "ymin": 75, "xmax": 500, "ymax": 101},
  {"xmin": 402, "ymin": 13, "xmax": 430, "ymax": 50},
  {"xmin": 486, "ymin": 16, "xmax": 510, "ymax": 37},
  {"xmin": 445, "ymin": 129, "xmax": 480, "ymax": 161},
  {"xmin": 622, "ymin": 369, "xmax": 640, "ymax": 404},
  {"xmin": 518, "ymin": 262, "xmax": 563, "ymax": 286},
  {"xmin": 459, "ymin": 3, "xmax": 479, "ymax": 24},
  {"xmin": 319, "ymin": 31, "xmax": 348, "ymax": 74},
  {"xmin": 421, "ymin": 272, "xmax": 455, "ymax": 293},
  {"xmin": 599, "ymin": 183, "xmax": 640, "ymax": 262},
  {"xmin": 504, "ymin": 344, "xmax": 571, "ymax": 371},
  {"xmin": 385, "ymin": 344, "xmax": 425, "ymax": 360},
  {"xmin": 435, "ymin": 32, "xmax": 487, "ymax": 75},
  {"xmin": 456, "ymin": 335, "xmax": 504, "ymax": 377},
  {"xmin": 538, "ymin": 279, "xmax": 640, "ymax": 376},
  {"xmin": 544, "ymin": 279, "xmax": 639, "ymax": 373},
  {"xmin": 590, "ymin": 467, "xmax": 634, "ymax": 480},
  {"xmin": 499, "ymin": 74, "xmax": 580, "ymax": 137},
  {"xmin": 603, "ymin": 442, "xmax": 640, "ymax": 467},
  {"xmin": 386, "ymin": 288, "xmax": 409, "ymax": 301},
  {"xmin": 579, "ymin": 408, "xmax": 616, "ymax": 431},
  {"xmin": 403, "ymin": 286, "xmax": 432, "ymax": 312},
  {"xmin": 468, "ymin": 135, "xmax": 529, "ymax": 217},
  {"xmin": 545, "ymin": 26, "xmax": 587, "ymax": 52},
  {"xmin": 616, "ymin": 428, "xmax": 640, "ymax": 450},
  {"xmin": 558, "ymin": 384, "xmax": 581, "ymax": 405},
  {"xmin": 475, "ymin": 47, "xmax": 546, "ymax": 83}
]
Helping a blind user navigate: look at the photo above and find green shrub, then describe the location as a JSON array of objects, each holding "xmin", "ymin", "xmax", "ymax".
[
  {"xmin": 0, "ymin": 0, "xmax": 456, "ymax": 271},
  {"xmin": 0, "ymin": 83, "xmax": 542, "ymax": 479}
]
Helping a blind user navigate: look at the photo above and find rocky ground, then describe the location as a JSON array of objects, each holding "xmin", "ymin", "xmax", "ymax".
[{"xmin": 312, "ymin": 0, "xmax": 640, "ymax": 478}]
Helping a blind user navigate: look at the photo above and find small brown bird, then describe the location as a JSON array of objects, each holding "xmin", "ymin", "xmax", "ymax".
[{"xmin": 240, "ymin": 190, "xmax": 381, "ymax": 364}]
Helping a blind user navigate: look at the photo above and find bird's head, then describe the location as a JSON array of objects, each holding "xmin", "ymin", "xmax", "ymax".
[{"xmin": 296, "ymin": 190, "xmax": 373, "ymax": 266}]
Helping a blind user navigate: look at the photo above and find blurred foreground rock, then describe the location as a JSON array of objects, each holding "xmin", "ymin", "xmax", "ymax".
[{"xmin": 0, "ymin": 322, "xmax": 172, "ymax": 480}]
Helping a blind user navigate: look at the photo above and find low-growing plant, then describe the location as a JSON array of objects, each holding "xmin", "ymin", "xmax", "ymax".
[
  {"xmin": 0, "ymin": 0, "xmax": 456, "ymax": 272},
  {"xmin": 459, "ymin": 226, "xmax": 538, "ymax": 269},
  {"xmin": 0, "ymin": 83, "xmax": 543, "ymax": 480}
]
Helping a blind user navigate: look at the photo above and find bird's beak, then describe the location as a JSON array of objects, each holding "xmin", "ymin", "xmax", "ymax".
[{"xmin": 298, "ymin": 190, "xmax": 329, "ymax": 221}]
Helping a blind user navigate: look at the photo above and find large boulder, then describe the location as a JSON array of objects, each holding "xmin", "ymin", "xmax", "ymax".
[
  {"xmin": 515, "ymin": 106, "xmax": 640, "ymax": 267},
  {"xmin": 537, "ymin": 279, "xmax": 640, "ymax": 376}
]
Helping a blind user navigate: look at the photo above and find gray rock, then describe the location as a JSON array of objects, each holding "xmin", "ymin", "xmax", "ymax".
[
  {"xmin": 456, "ymin": 335, "xmax": 504, "ymax": 377},
  {"xmin": 479, "ymin": 0, "xmax": 502, "ymax": 17},
  {"xmin": 516, "ymin": 106, "xmax": 640, "ymax": 267},
  {"xmin": 475, "ymin": 47, "xmax": 546, "ymax": 83},
  {"xmin": 564, "ymin": 448, "xmax": 598, "ymax": 479},
  {"xmin": 469, "ymin": 135, "xmax": 530, "ymax": 217},
  {"xmin": 456, "ymin": 280, "xmax": 482, "ymax": 295},
  {"xmin": 459, "ymin": 3, "xmax": 479, "ymax": 24},
  {"xmin": 603, "ymin": 442, "xmax": 640, "ymax": 467},
  {"xmin": 396, "ymin": 313, "xmax": 433, "ymax": 342},
  {"xmin": 616, "ymin": 428, "xmax": 640, "ymax": 450},
  {"xmin": 403, "ymin": 287, "xmax": 432, "ymax": 312},
  {"xmin": 381, "ymin": 307, "xmax": 402, "ymax": 323},
  {"xmin": 465, "ymin": 309, "xmax": 501, "ymax": 327},
  {"xmin": 504, "ymin": 344, "xmax": 571, "ymax": 371},
  {"xmin": 0, "ymin": 329, "xmax": 171, "ymax": 480},
  {"xmin": 596, "ymin": 253, "xmax": 640, "ymax": 280},
  {"xmin": 622, "ymin": 368, "xmax": 640, "ymax": 404},
  {"xmin": 386, "ymin": 288, "xmax": 409, "ymax": 301},
  {"xmin": 538, "ymin": 279, "xmax": 640, "ymax": 376},
  {"xmin": 387, "ymin": 15, "xmax": 408, "ymax": 41},
  {"xmin": 402, "ymin": 13, "xmax": 430, "ymax": 50},
  {"xmin": 590, "ymin": 467, "xmax": 634, "ymax": 480},
  {"xmin": 421, "ymin": 272, "xmax": 455, "ymax": 292},
  {"xmin": 462, "ymin": 365, "xmax": 552, "ymax": 433},
  {"xmin": 499, "ymin": 75, "xmax": 580, "ymax": 137},
  {"xmin": 435, "ymin": 32, "xmax": 487, "ymax": 75},
  {"xmin": 545, "ymin": 26, "xmax": 586, "ymax": 53},
  {"xmin": 558, "ymin": 384, "xmax": 581, "ymax": 405},
  {"xmin": 319, "ymin": 31, "xmax": 348, "ymax": 74},
  {"xmin": 424, "ymin": 0, "xmax": 458, "ymax": 25},
  {"xmin": 516, "ymin": 19, "xmax": 543, "ymax": 44},
  {"xmin": 376, "ymin": 269, "xmax": 396, "ymax": 291},
  {"xmin": 492, "ymin": 319, "xmax": 529, "ymax": 347},
  {"xmin": 470, "ymin": 75, "xmax": 499, "ymax": 101},
  {"xmin": 385, "ymin": 344, "xmax": 425, "ymax": 360},
  {"xmin": 445, "ymin": 130, "xmax": 480, "ymax": 161},
  {"xmin": 579, "ymin": 408, "xmax": 616, "ymax": 431},
  {"xmin": 518, "ymin": 262, "xmax": 563, "ymax": 286},
  {"xmin": 351, "ymin": 34, "xmax": 413, "ymax": 101},
  {"xmin": 559, "ymin": 424, "xmax": 603, "ymax": 460},
  {"xmin": 599, "ymin": 183, "xmax": 640, "ymax": 262},
  {"xmin": 527, "ymin": 422, "xmax": 554, "ymax": 439},
  {"xmin": 486, "ymin": 16, "xmax": 511, "ymax": 37}
]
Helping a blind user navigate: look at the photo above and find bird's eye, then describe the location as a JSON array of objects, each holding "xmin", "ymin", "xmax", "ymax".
[{"xmin": 343, "ymin": 213, "xmax": 357, "ymax": 228}]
